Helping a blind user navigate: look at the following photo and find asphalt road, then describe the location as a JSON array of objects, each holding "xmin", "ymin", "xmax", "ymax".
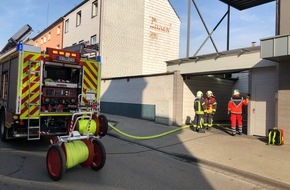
[{"xmin": 0, "ymin": 135, "xmax": 270, "ymax": 190}]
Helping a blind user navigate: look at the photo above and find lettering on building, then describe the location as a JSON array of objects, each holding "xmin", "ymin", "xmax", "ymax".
[{"xmin": 149, "ymin": 16, "xmax": 171, "ymax": 33}]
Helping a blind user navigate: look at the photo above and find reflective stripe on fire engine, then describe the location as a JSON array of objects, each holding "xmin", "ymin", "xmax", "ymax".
[
  {"xmin": 19, "ymin": 52, "xmax": 43, "ymax": 120},
  {"xmin": 40, "ymin": 112, "xmax": 73, "ymax": 116},
  {"xmin": 82, "ymin": 60, "xmax": 99, "ymax": 103},
  {"xmin": 5, "ymin": 121, "xmax": 12, "ymax": 129}
]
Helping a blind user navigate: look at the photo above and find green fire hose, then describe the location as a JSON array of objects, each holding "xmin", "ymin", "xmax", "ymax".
[
  {"xmin": 108, "ymin": 122, "xmax": 190, "ymax": 140},
  {"xmin": 108, "ymin": 122, "xmax": 231, "ymax": 140}
]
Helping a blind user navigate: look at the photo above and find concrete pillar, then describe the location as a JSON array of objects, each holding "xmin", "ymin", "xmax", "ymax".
[
  {"xmin": 277, "ymin": 62, "xmax": 290, "ymax": 144},
  {"xmin": 172, "ymin": 70, "xmax": 183, "ymax": 126}
]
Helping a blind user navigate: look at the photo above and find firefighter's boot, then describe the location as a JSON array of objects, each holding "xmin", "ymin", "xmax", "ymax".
[
  {"xmin": 203, "ymin": 123, "xmax": 208, "ymax": 130},
  {"xmin": 198, "ymin": 127, "xmax": 205, "ymax": 133},
  {"xmin": 197, "ymin": 127, "xmax": 201, "ymax": 133},
  {"xmin": 231, "ymin": 128, "xmax": 236, "ymax": 136},
  {"xmin": 238, "ymin": 127, "xmax": 243, "ymax": 135},
  {"xmin": 192, "ymin": 125, "xmax": 197, "ymax": 132}
]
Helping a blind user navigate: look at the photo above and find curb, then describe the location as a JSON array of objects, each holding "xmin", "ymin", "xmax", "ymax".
[
  {"xmin": 108, "ymin": 132, "xmax": 290, "ymax": 190},
  {"xmin": 194, "ymin": 157, "xmax": 290, "ymax": 190}
]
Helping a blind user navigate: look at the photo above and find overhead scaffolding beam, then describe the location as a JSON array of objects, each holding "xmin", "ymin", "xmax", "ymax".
[
  {"xmin": 186, "ymin": 0, "xmax": 275, "ymax": 58},
  {"xmin": 193, "ymin": 8, "xmax": 229, "ymax": 57},
  {"xmin": 189, "ymin": 0, "xmax": 230, "ymax": 57},
  {"xmin": 218, "ymin": 0, "xmax": 275, "ymax": 11},
  {"xmin": 192, "ymin": 0, "xmax": 219, "ymax": 55}
]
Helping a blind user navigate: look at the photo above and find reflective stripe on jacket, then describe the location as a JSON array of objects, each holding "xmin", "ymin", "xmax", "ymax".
[
  {"xmin": 194, "ymin": 98, "xmax": 205, "ymax": 114},
  {"xmin": 205, "ymin": 96, "xmax": 217, "ymax": 113},
  {"xmin": 228, "ymin": 96, "xmax": 248, "ymax": 114}
]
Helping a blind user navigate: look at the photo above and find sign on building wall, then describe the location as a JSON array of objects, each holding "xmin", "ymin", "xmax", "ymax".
[{"xmin": 149, "ymin": 16, "xmax": 172, "ymax": 40}]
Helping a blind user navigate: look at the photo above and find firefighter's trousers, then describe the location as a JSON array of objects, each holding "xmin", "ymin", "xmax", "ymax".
[
  {"xmin": 204, "ymin": 113, "xmax": 214, "ymax": 128},
  {"xmin": 230, "ymin": 113, "xmax": 243, "ymax": 134},
  {"xmin": 193, "ymin": 114, "xmax": 204, "ymax": 129}
]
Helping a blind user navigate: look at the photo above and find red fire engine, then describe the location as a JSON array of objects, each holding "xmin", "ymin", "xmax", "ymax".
[
  {"xmin": 0, "ymin": 42, "xmax": 108, "ymax": 141},
  {"xmin": 0, "ymin": 24, "xmax": 108, "ymax": 181}
]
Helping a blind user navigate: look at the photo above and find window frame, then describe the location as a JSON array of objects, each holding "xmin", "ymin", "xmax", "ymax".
[
  {"xmin": 65, "ymin": 19, "xmax": 69, "ymax": 33},
  {"xmin": 91, "ymin": 0, "xmax": 98, "ymax": 18},
  {"xmin": 57, "ymin": 25, "xmax": 61, "ymax": 35},
  {"xmin": 90, "ymin": 35, "xmax": 97, "ymax": 45},
  {"xmin": 76, "ymin": 11, "xmax": 82, "ymax": 27}
]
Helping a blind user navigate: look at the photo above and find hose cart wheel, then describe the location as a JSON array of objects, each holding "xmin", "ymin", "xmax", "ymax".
[
  {"xmin": 98, "ymin": 115, "xmax": 108, "ymax": 137},
  {"xmin": 46, "ymin": 144, "xmax": 66, "ymax": 181},
  {"xmin": 90, "ymin": 139, "xmax": 106, "ymax": 171}
]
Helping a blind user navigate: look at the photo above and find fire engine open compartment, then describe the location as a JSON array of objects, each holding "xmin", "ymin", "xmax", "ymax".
[
  {"xmin": 13, "ymin": 116, "xmax": 69, "ymax": 137},
  {"xmin": 41, "ymin": 64, "xmax": 82, "ymax": 113},
  {"xmin": 44, "ymin": 64, "xmax": 81, "ymax": 86}
]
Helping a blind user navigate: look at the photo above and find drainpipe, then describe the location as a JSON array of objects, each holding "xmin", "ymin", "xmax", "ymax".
[
  {"xmin": 276, "ymin": 0, "xmax": 280, "ymax": 35},
  {"xmin": 227, "ymin": 4, "xmax": 230, "ymax": 51},
  {"xmin": 98, "ymin": 0, "xmax": 103, "ymax": 56},
  {"xmin": 186, "ymin": 0, "xmax": 191, "ymax": 58}
]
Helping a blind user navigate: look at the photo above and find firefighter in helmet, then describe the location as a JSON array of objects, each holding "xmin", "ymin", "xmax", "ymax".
[
  {"xmin": 193, "ymin": 91, "xmax": 205, "ymax": 133},
  {"xmin": 204, "ymin": 90, "xmax": 217, "ymax": 131},
  {"xmin": 227, "ymin": 89, "xmax": 249, "ymax": 136}
]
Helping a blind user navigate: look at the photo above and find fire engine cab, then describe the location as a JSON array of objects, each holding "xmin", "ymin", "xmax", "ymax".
[{"xmin": 0, "ymin": 42, "xmax": 107, "ymax": 141}]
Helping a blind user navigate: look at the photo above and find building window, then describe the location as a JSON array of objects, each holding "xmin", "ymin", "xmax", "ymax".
[
  {"xmin": 44, "ymin": 35, "xmax": 47, "ymax": 43},
  {"xmin": 57, "ymin": 25, "xmax": 60, "ymax": 35},
  {"xmin": 56, "ymin": 44, "xmax": 60, "ymax": 49},
  {"xmin": 48, "ymin": 32, "xmax": 51, "ymax": 41},
  {"xmin": 91, "ymin": 35, "xmax": 97, "ymax": 45},
  {"xmin": 76, "ymin": 11, "xmax": 81, "ymax": 26},
  {"xmin": 92, "ymin": 0, "xmax": 98, "ymax": 17},
  {"xmin": 41, "ymin": 38, "xmax": 43, "ymax": 44},
  {"xmin": 65, "ymin": 19, "xmax": 69, "ymax": 33},
  {"xmin": 35, "ymin": 41, "xmax": 38, "ymax": 46}
]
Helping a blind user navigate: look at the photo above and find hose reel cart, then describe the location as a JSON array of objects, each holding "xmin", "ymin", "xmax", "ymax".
[{"xmin": 46, "ymin": 93, "xmax": 108, "ymax": 181}]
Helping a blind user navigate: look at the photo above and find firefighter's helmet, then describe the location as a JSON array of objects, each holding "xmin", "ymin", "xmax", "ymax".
[
  {"xmin": 206, "ymin": 90, "xmax": 213, "ymax": 96},
  {"xmin": 233, "ymin": 89, "xmax": 240, "ymax": 96},
  {"xmin": 196, "ymin": 91, "xmax": 203, "ymax": 98}
]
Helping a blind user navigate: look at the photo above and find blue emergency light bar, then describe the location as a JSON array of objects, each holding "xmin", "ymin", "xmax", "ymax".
[
  {"xmin": 97, "ymin": 56, "xmax": 101, "ymax": 62},
  {"xmin": 17, "ymin": 43, "xmax": 23, "ymax": 51}
]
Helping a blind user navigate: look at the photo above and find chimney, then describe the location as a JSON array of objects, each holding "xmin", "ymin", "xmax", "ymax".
[{"xmin": 251, "ymin": 41, "xmax": 256, "ymax": 47}]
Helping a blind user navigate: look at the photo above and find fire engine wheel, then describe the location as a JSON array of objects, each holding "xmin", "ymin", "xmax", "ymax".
[
  {"xmin": 46, "ymin": 144, "xmax": 66, "ymax": 181},
  {"xmin": 98, "ymin": 115, "xmax": 108, "ymax": 137},
  {"xmin": 90, "ymin": 139, "xmax": 106, "ymax": 171}
]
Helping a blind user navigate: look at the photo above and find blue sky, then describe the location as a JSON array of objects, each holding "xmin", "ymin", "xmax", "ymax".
[{"xmin": 0, "ymin": 0, "xmax": 276, "ymax": 58}]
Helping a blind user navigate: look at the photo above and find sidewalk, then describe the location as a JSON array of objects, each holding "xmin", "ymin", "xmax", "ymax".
[{"xmin": 104, "ymin": 114, "xmax": 290, "ymax": 190}]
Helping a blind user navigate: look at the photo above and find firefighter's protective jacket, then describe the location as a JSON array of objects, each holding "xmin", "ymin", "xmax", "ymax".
[
  {"xmin": 205, "ymin": 96, "xmax": 217, "ymax": 114},
  {"xmin": 228, "ymin": 96, "xmax": 248, "ymax": 114},
  {"xmin": 194, "ymin": 98, "xmax": 205, "ymax": 115}
]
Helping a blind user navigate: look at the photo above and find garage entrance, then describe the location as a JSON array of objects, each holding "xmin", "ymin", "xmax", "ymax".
[
  {"xmin": 182, "ymin": 71, "xmax": 248, "ymax": 127},
  {"xmin": 166, "ymin": 48, "xmax": 277, "ymax": 137},
  {"xmin": 181, "ymin": 67, "xmax": 277, "ymax": 137}
]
